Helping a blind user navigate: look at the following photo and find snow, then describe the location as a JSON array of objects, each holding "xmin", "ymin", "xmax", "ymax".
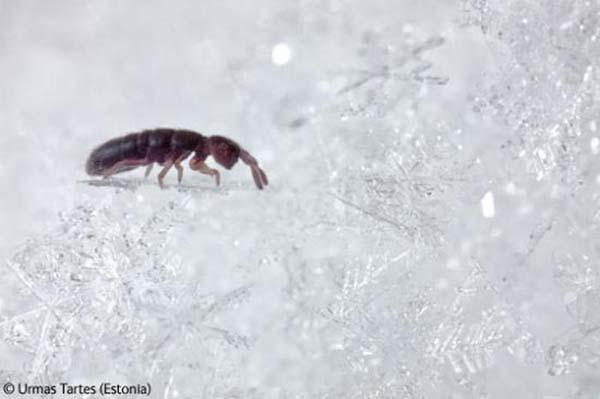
[
  {"xmin": 481, "ymin": 191, "xmax": 495, "ymax": 218},
  {"xmin": 271, "ymin": 43, "xmax": 292, "ymax": 66},
  {"xmin": 1, "ymin": 0, "xmax": 600, "ymax": 397}
]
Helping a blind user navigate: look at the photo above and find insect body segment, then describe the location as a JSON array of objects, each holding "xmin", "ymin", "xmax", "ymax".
[{"xmin": 85, "ymin": 128, "xmax": 268, "ymax": 189}]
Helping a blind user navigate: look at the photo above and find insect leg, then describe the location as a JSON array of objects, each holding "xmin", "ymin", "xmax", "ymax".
[
  {"xmin": 157, "ymin": 160, "xmax": 174, "ymax": 189},
  {"xmin": 190, "ymin": 159, "xmax": 220, "ymax": 186},
  {"xmin": 174, "ymin": 162, "xmax": 184, "ymax": 183},
  {"xmin": 173, "ymin": 152, "xmax": 190, "ymax": 183},
  {"xmin": 144, "ymin": 164, "xmax": 154, "ymax": 178}
]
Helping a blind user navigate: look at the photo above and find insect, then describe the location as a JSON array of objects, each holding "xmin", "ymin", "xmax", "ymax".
[{"xmin": 85, "ymin": 128, "xmax": 269, "ymax": 189}]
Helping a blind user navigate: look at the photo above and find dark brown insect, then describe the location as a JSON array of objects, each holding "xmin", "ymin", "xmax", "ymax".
[{"xmin": 85, "ymin": 128, "xmax": 269, "ymax": 189}]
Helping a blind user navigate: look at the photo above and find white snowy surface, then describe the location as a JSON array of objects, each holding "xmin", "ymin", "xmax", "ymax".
[{"xmin": 1, "ymin": 1, "xmax": 600, "ymax": 397}]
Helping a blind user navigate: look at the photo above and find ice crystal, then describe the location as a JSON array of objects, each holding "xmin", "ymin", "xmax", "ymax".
[{"xmin": 1, "ymin": 198, "xmax": 260, "ymax": 396}]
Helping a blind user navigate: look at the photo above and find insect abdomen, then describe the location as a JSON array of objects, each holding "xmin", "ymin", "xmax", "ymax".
[
  {"xmin": 85, "ymin": 129, "xmax": 203, "ymax": 176},
  {"xmin": 85, "ymin": 133, "xmax": 146, "ymax": 175}
]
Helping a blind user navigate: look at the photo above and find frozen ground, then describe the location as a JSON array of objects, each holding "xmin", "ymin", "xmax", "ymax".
[{"xmin": 1, "ymin": 1, "xmax": 600, "ymax": 398}]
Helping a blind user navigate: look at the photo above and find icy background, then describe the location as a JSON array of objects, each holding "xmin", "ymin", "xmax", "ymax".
[{"xmin": 1, "ymin": 0, "xmax": 600, "ymax": 397}]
